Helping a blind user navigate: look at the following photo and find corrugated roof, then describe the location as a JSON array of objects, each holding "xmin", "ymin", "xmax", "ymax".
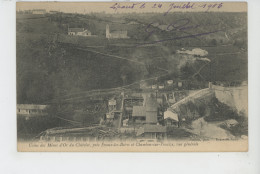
[
  {"xmin": 17, "ymin": 104, "xmax": 48, "ymax": 110},
  {"xmin": 136, "ymin": 124, "xmax": 166, "ymax": 136},
  {"xmin": 145, "ymin": 96, "xmax": 158, "ymax": 111},
  {"xmin": 132, "ymin": 106, "xmax": 146, "ymax": 117},
  {"xmin": 143, "ymin": 124, "xmax": 166, "ymax": 133},
  {"xmin": 68, "ymin": 28, "xmax": 84, "ymax": 32},
  {"xmin": 145, "ymin": 111, "xmax": 157, "ymax": 123}
]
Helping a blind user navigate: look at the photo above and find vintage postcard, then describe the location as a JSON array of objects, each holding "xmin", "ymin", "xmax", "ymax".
[{"xmin": 16, "ymin": 2, "xmax": 248, "ymax": 152}]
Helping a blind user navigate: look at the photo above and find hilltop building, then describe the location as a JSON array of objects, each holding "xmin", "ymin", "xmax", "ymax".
[
  {"xmin": 17, "ymin": 104, "xmax": 48, "ymax": 119},
  {"xmin": 32, "ymin": 9, "xmax": 46, "ymax": 15},
  {"xmin": 49, "ymin": 10, "xmax": 60, "ymax": 14},
  {"xmin": 106, "ymin": 24, "xmax": 129, "ymax": 39},
  {"xmin": 68, "ymin": 28, "xmax": 92, "ymax": 36}
]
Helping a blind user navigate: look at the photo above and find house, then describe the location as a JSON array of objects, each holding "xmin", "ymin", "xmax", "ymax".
[
  {"xmin": 178, "ymin": 81, "xmax": 183, "ymax": 88},
  {"xmin": 132, "ymin": 94, "xmax": 159, "ymax": 124},
  {"xmin": 68, "ymin": 28, "xmax": 84, "ymax": 35},
  {"xmin": 177, "ymin": 48, "xmax": 208, "ymax": 56},
  {"xmin": 108, "ymin": 99, "xmax": 116, "ymax": 106},
  {"xmin": 17, "ymin": 104, "xmax": 48, "ymax": 118},
  {"xmin": 23, "ymin": 10, "xmax": 33, "ymax": 14},
  {"xmin": 106, "ymin": 98, "xmax": 120, "ymax": 120},
  {"xmin": 106, "ymin": 24, "xmax": 129, "ymax": 39},
  {"xmin": 49, "ymin": 10, "xmax": 59, "ymax": 14},
  {"xmin": 168, "ymin": 92, "xmax": 176, "ymax": 104},
  {"xmin": 106, "ymin": 110, "xmax": 122, "ymax": 120},
  {"xmin": 145, "ymin": 95, "xmax": 158, "ymax": 124},
  {"xmin": 32, "ymin": 9, "xmax": 46, "ymax": 15},
  {"xmin": 132, "ymin": 106, "xmax": 146, "ymax": 123},
  {"xmin": 123, "ymin": 119, "xmax": 129, "ymax": 127},
  {"xmin": 152, "ymin": 85, "xmax": 157, "ymax": 89},
  {"xmin": 81, "ymin": 30, "xmax": 92, "ymax": 36},
  {"xmin": 106, "ymin": 113, "xmax": 114, "ymax": 119},
  {"xmin": 223, "ymin": 119, "xmax": 239, "ymax": 128},
  {"xmin": 164, "ymin": 110, "xmax": 179, "ymax": 127},
  {"xmin": 158, "ymin": 84, "xmax": 165, "ymax": 89},
  {"xmin": 136, "ymin": 124, "xmax": 166, "ymax": 139},
  {"xmin": 68, "ymin": 28, "xmax": 92, "ymax": 36},
  {"xmin": 167, "ymin": 80, "xmax": 174, "ymax": 85},
  {"xmin": 108, "ymin": 99, "xmax": 116, "ymax": 112}
]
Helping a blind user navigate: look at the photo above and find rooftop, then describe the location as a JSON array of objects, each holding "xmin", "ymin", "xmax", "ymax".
[
  {"xmin": 17, "ymin": 104, "xmax": 48, "ymax": 110},
  {"xmin": 164, "ymin": 110, "xmax": 179, "ymax": 121},
  {"xmin": 136, "ymin": 124, "xmax": 166, "ymax": 136},
  {"xmin": 111, "ymin": 30, "xmax": 127, "ymax": 34},
  {"xmin": 83, "ymin": 30, "xmax": 91, "ymax": 34},
  {"xmin": 32, "ymin": 9, "xmax": 46, "ymax": 12},
  {"xmin": 145, "ymin": 95, "xmax": 158, "ymax": 112},
  {"xmin": 132, "ymin": 106, "xmax": 146, "ymax": 117},
  {"xmin": 68, "ymin": 28, "xmax": 84, "ymax": 32}
]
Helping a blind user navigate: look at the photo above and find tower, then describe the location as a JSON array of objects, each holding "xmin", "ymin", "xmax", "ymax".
[{"xmin": 106, "ymin": 24, "xmax": 110, "ymax": 38}]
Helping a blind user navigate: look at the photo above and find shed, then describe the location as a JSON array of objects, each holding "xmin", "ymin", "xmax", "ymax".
[
  {"xmin": 108, "ymin": 99, "xmax": 116, "ymax": 106},
  {"xmin": 68, "ymin": 28, "xmax": 84, "ymax": 35},
  {"xmin": 152, "ymin": 85, "xmax": 157, "ymax": 89},
  {"xmin": 17, "ymin": 104, "xmax": 48, "ymax": 117},
  {"xmin": 132, "ymin": 106, "xmax": 146, "ymax": 117},
  {"xmin": 136, "ymin": 124, "xmax": 166, "ymax": 139},
  {"xmin": 123, "ymin": 119, "xmax": 129, "ymax": 127},
  {"xmin": 164, "ymin": 110, "xmax": 179, "ymax": 127},
  {"xmin": 145, "ymin": 95, "xmax": 158, "ymax": 124},
  {"xmin": 106, "ymin": 113, "xmax": 114, "ymax": 119},
  {"xmin": 164, "ymin": 110, "xmax": 179, "ymax": 122},
  {"xmin": 167, "ymin": 80, "xmax": 173, "ymax": 85},
  {"xmin": 82, "ymin": 29, "xmax": 91, "ymax": 36},
  {"xmin": 178, "ymin": 82, "xmax": 183, "ymax": 87},
  {"xmin": 159, "ymin": 85, "xmax": 165, "ymax": 89},
  {"xmin": 132, "ymin": 106, "xmax": 146, "ymax": 123}
]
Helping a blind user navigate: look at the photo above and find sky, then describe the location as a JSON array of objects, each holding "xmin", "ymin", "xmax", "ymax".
[{"xmin": 16, "ymin": 2, "xmax": 247, "ymax": 14}]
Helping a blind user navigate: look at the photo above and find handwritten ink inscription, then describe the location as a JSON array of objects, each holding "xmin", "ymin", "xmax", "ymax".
[
  {"xmin": 110, "ymin": 2, "xmax": 224, "ymax": 13},
  {"xmin": 145, "ymin": 19, "xmax": 220, "ymax": 39},
  {"xmin": 108, "ymin": 2, "xmax": 225, "ymax": 46},
  {"xmin": 164, "ymin": 2, "xmax": 223, "ymax": 15},
  {"xmin": 136, "ymin": 18, "xmax": 222, "ymax": 46}
]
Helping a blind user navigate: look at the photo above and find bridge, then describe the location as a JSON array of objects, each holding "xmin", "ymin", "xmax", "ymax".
[
  {"xmin": 169, "ymin": 88, "xmax": 214, "ymax": 112},
  {"xmin": 168, "ymin": 83, "xmax": 248, "ymax": 117}
]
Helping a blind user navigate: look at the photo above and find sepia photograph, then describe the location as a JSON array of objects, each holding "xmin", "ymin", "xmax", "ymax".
[{"xmin": 16, "ymin": 2, "xmax": 248, "ymax": 152}]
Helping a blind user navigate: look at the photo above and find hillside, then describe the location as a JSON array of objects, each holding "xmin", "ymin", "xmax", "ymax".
[{"xmin": 16, "ymin": 12, "xmax": 247, "ymax": 104}]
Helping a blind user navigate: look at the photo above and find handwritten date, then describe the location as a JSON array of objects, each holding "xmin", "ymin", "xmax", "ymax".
[{"xmin": 109, "ymin": 2, "xmax": 224, "ymax": 13}]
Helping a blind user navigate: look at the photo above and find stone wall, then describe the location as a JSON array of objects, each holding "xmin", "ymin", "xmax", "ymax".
[{"xmin": 213, "ymin": 85, "xmax": 248, "ymax": 116}]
